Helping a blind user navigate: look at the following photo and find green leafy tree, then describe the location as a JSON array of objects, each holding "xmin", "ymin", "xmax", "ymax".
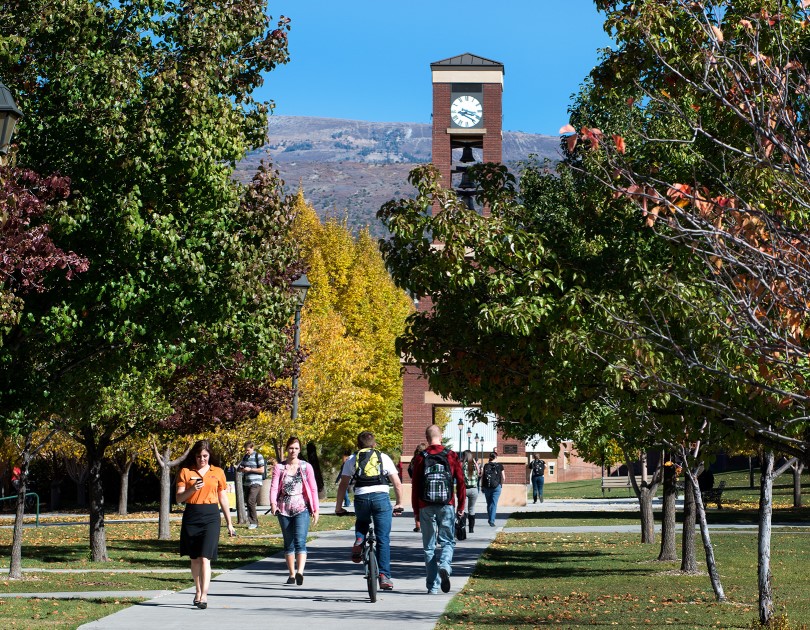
[{"xmin": 0, "ymin": 0, "xmax": 298, "ymax": 562}]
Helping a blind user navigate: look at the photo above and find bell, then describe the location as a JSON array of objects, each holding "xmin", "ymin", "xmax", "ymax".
[
  {"xmin": 459, "ymin": 168, "xmax": 475, "ymax": 189},
  {"xmin": 459, "ymin": 145, "xmax": 475, "ymax": 163}
]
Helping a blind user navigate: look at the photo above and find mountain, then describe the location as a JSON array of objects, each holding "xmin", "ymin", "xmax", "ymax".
[{"xmin": 234, "ymin": 115, "xmax": 561, "ymax": 237}]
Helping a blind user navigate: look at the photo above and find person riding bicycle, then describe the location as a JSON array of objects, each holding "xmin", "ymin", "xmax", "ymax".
[{"xmin": 335, "ymin": 431, "xmax": 403, "ymax": 591}]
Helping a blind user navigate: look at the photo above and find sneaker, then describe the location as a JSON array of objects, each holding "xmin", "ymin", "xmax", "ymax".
[
  {"xmin": 413, "ymin": 526, "xmax": 421, "ymax": 532},
  {"xmin": 427, "ymin": 589, "xmax": 439, "ymax": 595},
  {"xmin": 540, "ymin": 497, "xmax": 544, "ymax": 503},
  {"xmin": 489, "ymin": 521, "xmax": 495, "ymax": 527},
  {"xmin": 351, "ymin": 537, "xmax": 364, "ymax": 563},
  {"xmin": 379, "ymin": 574, "xmax": 393, "ymax": 590},
  {"xmin": 439, "ymin": 567, "xmax": 451, "ymax": 593},
  {"xmin": 248, "ymin": 523, "xmax": 258, "ymax": 529}
]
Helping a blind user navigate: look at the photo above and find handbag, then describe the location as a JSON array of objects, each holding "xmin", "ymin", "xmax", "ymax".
[{"xmin": 455, "ymin": 512, "xmax": 467, "ymax": 540}]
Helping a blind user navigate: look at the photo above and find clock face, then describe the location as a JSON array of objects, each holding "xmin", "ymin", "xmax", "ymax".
[{"xmin": 451, "ymin": 95, "xmax": 483, "ymax": 128}]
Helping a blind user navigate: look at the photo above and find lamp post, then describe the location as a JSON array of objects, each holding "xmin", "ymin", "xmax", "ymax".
[
  {"xmin": 0, "ymin": 81, "xmax": 23, "ymax": 162},
  {"xmin": 290, "ymin": 273, "xmax": 311, "ymax": 422},
  {"xmin": 457, "ymin": 418, "xmax": 464, "ymax": 454},
  {"xmin": 466, "ymin": 427, "xmax": 472, "ymax": 452},
  {"xmin": 474, "ymin": 434, "xmax": 480, "ymax": 464}
]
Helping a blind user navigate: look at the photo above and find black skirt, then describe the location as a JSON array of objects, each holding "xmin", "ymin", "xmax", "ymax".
[{"xmin": 180, "ymin": 503, "xmax": 221, "ymax": 560}]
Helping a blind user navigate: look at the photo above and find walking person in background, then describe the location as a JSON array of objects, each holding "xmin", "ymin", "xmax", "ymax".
[
  {"xmin": 528, "ymin": 453, "xmax": 546, "ymax": 504},
  {"xmin": 176, "ymin": 439, "xmax": 235, "ymax": 609},
  {"xmin": 270, "ymin": 436, "xmax": 320, "ymax": 585},
  {"xmin": 407, "ymin": 442, "xmax": 427, "ymax": 532},
  {"xmin": 461, "ymin": 450, "xmax": 481, "ymax": 533},
  {"xmin": 481, "ymin": 451, "xmax": 505, "ymax": 527},
  {"xmin": 237, "ymin": 440, "xmax": 265, "ymax": 529},
  {"xmin": 410, "ymin": 425, "xmax": 466, "ymax": 594}
]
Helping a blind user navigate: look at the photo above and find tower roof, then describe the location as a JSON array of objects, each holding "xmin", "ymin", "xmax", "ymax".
[{"xmin": 431, "ymin": 53, "xmax": 504, "ymax": 74}]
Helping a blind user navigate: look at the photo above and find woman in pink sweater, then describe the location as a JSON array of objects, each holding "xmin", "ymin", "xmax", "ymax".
[{"xmin": 270, "ymin": 436, "xmax": 320, "ymax": 585}]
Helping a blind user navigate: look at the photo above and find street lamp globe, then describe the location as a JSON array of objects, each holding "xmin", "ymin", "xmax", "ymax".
[
  {"xmin": 0, "ymin": 81, "xmax": 23, "ymax": 156},
  {"xmin": 291, "ymin": 273, "xmax": 311, "ymax": 309}
]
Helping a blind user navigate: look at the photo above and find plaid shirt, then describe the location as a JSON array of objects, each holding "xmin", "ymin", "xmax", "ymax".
[{"xmin": 410, "ymin": 444, "xmax": 466, "ymax": 520}]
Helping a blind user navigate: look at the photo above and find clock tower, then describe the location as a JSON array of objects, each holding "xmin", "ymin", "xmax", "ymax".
[
  {"xmin": 431, "ymin": 53, "xmax": 503, "ymax": 216},
  {"xmin": 399, "ymin": 54, "xmax": 526, "ymax": 509}
]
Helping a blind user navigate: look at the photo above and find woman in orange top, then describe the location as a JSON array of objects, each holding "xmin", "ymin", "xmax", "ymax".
[{"xmin": 176, "ymin": 439, "xmax": 235, "ymax": 609}]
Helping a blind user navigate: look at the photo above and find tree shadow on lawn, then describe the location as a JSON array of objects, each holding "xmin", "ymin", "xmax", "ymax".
[
  {"xmin": 473, "ymin": 541, "xmax": 648, "ymax": 582},
  {"xmin": 509, "ymin": 508, "xmax": 810, "ymax": 525}
]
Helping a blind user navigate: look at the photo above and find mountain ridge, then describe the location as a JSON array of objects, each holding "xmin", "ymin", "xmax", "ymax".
[{"xmin": 234, "ymin": 115, "xmax": 561, "ymax": 236}]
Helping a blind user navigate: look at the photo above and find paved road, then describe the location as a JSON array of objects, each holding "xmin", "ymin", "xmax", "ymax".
[{"xmin": 77, "ymin": 503, "xmax": 505, "ymax": 630}]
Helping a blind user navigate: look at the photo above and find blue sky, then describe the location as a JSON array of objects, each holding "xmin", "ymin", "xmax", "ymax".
[{"xmin": 262, "ymin": 1, "xmax": 612, "ymax": 136}]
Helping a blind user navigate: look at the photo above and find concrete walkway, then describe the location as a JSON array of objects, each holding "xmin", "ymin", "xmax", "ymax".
[{"xmin": 76, "ymin": 503, "xmax": 505, "ymax": 630}]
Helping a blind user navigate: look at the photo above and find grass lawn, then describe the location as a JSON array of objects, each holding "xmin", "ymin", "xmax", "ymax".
[
  {"xmin": 0, "ymin": 512, "xmax": 350, "ymax": 593},
  {"xmin": 0, "ymin": 597, "xmax": 140, "ymax": 629},
  {"xmin": 440, "ymin": 529, "xmax": 810, "ymax": 629}
]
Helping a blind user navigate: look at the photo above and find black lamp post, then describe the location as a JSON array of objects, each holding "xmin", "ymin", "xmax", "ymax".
[
  {"xmin": 457, "ymin": 418, "xmax": 464, "ymax": 454},
  {"xmin": 290, "ymin": 273, "xmax": 311, "ymax": 422},
  {"xmin": 0, "ymin": 81, "xmax": 23, "ymax": 158},
  {"xmin": 474, "ymin": 434, "xmax": 480, "ymax": 463},
  {"xmin": 466, "ymin": 427, "xmax": 472, "ymax": 452}
]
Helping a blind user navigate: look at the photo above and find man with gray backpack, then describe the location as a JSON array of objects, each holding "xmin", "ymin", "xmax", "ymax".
[{"xmin": 410, "ymin": 424, "xmax": 466, "ymax": 594}]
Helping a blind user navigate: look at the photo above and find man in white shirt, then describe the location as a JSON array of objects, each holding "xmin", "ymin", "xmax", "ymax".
[{"xmin": 335, "ymin": 431, "xmax": 403, "ymax": 591}]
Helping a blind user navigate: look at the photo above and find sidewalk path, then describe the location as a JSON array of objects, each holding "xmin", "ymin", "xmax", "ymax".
[{"xmin": 77, "ymin": 503, "xmax": 505, "ymax": 630}]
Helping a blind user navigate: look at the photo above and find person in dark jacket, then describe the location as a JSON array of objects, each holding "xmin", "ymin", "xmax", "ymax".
[{"xmin": 410, "ymin": 424, "xmax": 466, "ymax": 594}]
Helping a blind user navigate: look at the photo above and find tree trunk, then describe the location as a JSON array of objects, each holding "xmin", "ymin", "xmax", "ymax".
[
  {"xmin": 626, "ymin": 453, "xmax": 662, "ymax": 544},
  {"xmin": 10, "ymin": 429, "xmax": 57, "ymax": 579},
  {"xmin": 153, "ymin": 441, "xmax": 192, "ymax": 540},
  {"xmin": 658, "ymin": 461, "xmax": 678, "ymax": 561},
  {"xmin": 639, "ymin": 485, "xmax": 656, "ymax": 543},
  {"xmin": 758, "ymin": 450, "xmax": 774, "ymax": 625},
  {"xmin": 86, "ymin": 435, "xmax": 110, "ymax": 562},
  {"xmin": 793, "ymin": 461, "xmax": 804, "ymax": 508},
  {"xmin": 689, "ymin": 467, "xmax": 726, "ymax": 601},
  {"xmin": 117, "ymin": 460, "xmax": 133, "ymax": 516},
  {"xmin": 680, "ymin": 474, "xmax": 698, "ymax": 573},
  {"xmin": 749, "ymin": 456, "xmax": 755, "ymax": 489},
  {"xmin": 235, "ymin": 470, "xmax": 247, "ymax": 524},
  {"xmin": 50, "ymin": 479, "xmax": 62, "ymax": 511},
  {"xmin": 9, "ymin": 438, "xmax": 34, "ymax": 579}
]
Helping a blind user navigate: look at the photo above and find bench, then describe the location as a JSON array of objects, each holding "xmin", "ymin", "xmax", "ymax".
[
  {"xmin": 701, "ymin": 480, "xmax": 727, "ymax": 509},
  {"xmin": 601, "ymin": 475, "xmax": 632, "ymax": 496}
]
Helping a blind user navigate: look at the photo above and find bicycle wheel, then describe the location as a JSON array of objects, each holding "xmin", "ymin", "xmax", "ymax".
[{"xmin": 366, "ymin": 545, "xmax": 378, "ymax": 603}]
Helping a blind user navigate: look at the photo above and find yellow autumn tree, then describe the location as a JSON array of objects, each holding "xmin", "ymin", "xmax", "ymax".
[{"xmin": 291, "ymin": 191, "xmax": 413, "ymax": 454}]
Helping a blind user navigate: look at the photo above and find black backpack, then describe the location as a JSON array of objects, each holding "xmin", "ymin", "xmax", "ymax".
[
  {"xmin": 531, "ymin": 459, "xmax": 545, "ymax": 477},
  {"xmin": 353, "ymin": 448, "xmax": 389, "ymax": 488},
  {"xmin": 482, "ymin": 463, "xmax": 501, "ymax": 489},
  {"xmin": 420, "ymin": 448, "xmax": 453, "ymax": 504}
]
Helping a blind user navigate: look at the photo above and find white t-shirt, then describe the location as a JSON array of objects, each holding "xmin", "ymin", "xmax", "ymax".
[{"xmin": 341, "ymin": 451, "xmax": 397, "ymax": 496}]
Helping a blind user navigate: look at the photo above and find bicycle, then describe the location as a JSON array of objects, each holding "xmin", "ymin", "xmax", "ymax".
[{"xmin": 337, "ymin": 506, "xmax": 403, "ymax": 602}]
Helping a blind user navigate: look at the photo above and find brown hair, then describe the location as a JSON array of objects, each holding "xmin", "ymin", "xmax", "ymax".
[
  {"xmin": 357, "ymin": 431, "xmax": 376, "ymax": 449},
  {"xmin": 286, "ymin": 436, "xmax": 301, "ymax": 450}
]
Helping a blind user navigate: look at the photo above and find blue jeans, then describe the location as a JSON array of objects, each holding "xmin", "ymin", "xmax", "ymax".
[
  {"xmin": 483, "ymin": 485, "xmax": 502, "ymax": 524},
  {"xmin": 278, "ymin": 510, "xmax": 310, "ymax": 556},
  {"xmin": 354, "ymin": 492, "xmax": 393, "ymax": 578},
  {"xmin": 420, "ymin": 504, "xmax": 456, "ymax": 592},
  {"xmin": 532, "ymin": 475, "xmax": 545, "ymax": 501}
]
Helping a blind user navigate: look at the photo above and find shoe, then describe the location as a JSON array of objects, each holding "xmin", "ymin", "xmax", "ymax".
[
  {"xmin": 248, "ymin": 523, "xmax": 258, "ymax": 529},
  {"xmin": 439, "ymin": 567, "xmax": 451, "ymax": 593},
  {"xmin": 540, "ymin": 497, "xmax": 544, "ymax": 503},
  {"xmin": 351, "ymin": 536, "xmax": 364, "ymax": 563},
  {"xmin": 295, "ymin": 572, "xmax": 304, "ymax": 585},
  {"xmin": 193, "ymin": 598, "xmax": 200, "ymax": 606},
  {"xmin": 427, "ymin": 589, "xmax": 438, "ymax": 594},
  {"xmin": 285, "ymin": 576, "xmax": 296, "ymax": 584},
  {"xmin": 379, "ymin": 574, "xmax": 393, "ymax": 590},
  {"xmin": 413, "ymin": 526, "xmax": 421, "ymax": 532},
  {"xmin": 533, "ymin": 499, "xmax": 537, "ymax": 504},
  {"xmin": 196, "ymin": 601, "xmax": 207, "ymax": 609}
]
